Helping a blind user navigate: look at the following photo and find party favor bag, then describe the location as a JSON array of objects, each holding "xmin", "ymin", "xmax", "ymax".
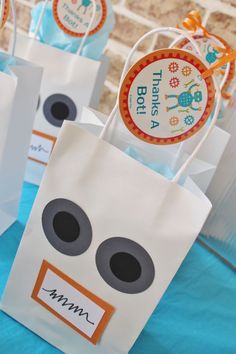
[
  {"xmin": 0, "ymin": 121, "xmax": 212, "ymax": 354},
  {"xmin": 13, "ymin": 0, "xmax": 110, "ymax": 185},
  {"xmin": 0, "ymin": 2, "xmax": 43, "ymax": 235},
  {"xmin": 2, "ymin": 27, "xmax": 225, "ymax": 353}
]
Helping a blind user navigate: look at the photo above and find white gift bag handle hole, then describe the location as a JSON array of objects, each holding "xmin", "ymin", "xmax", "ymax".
[{"xmin": 100, "ymin": 27, "xmax": 222, "ymax": 184}]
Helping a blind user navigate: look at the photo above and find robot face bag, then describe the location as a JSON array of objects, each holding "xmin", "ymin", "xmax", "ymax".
[{"xmin": 2, "ymin": 27, "xmax": 235, "ymax": 353}]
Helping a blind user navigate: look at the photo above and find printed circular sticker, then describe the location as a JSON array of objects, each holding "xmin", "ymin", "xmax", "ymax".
[
  {"xmin": 176, "ymin": 34, "xmax": 235, "ymax": 93},
  {"xmin": 53, "ymin": 0, "xmax": 107, "ymax": 37},
  {"xmin": 119, "ymin": 49, "xmax": 215, "ymax": 145},
  {"xmin": 0, "ymin": 0, "xmax": 9, "ymax": 29}
]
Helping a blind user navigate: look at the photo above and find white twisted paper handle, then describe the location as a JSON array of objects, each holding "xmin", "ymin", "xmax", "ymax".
[{"xmin": 99, "ymin": 27, "xmax": 222, "ymax": 184}]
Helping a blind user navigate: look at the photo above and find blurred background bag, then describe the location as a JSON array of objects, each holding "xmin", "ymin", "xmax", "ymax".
[
  {"xmin": 30, "ymin": 0, "xmax": 114, "ymax": 60},
  {"xmin": 0, "ymin": 2, "xmax": 43, "ymax": 235},
  {"xmin": 12, "ymin": 0, "xmax": 113, "ymax": 185}
]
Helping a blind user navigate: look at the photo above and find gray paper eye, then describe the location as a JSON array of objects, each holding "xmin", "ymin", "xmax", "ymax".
[
  {"xmin": 96, "ymin": 237, "xmax": 155, "ymax": 294},
  {"xmin": 42, "ymin": 199, "xmax": 92, "ymax": 256},
  {"xmin": 43, "ymin": 94, "xmax": 77, "ymax": 127}
]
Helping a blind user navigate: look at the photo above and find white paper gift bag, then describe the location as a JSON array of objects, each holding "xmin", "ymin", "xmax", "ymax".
[
  {"xmin": 2, "ymin": 27, "xmax": 226, "ymax": 353},
  {"xmin": 1, "ymin": 122, "xmax": 212, "ymax": 354},
  {"xmin": 13, "ymin": 0, "xmax": 109, "ymax": 185},
  {"xmin": 0, "ymin": 3, "xmax": 43, "ymax": 235}
]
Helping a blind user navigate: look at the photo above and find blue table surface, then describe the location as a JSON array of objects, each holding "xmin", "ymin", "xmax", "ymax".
[{"xmin": 0, "ymin": 182, "xmax": 235, "ymax": 354}]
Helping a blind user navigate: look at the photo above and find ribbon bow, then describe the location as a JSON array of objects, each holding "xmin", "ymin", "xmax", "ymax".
[
  {"xmin": 181, "ymin": 11, "xmax": 210, "ymax": 37},
  {"xmin": 179, "ymin": 11, "xmax": 236, "ymax": 97},
  {"xmin": 180, "ymin": 10, "xmax": 231, "ymax": 54}
]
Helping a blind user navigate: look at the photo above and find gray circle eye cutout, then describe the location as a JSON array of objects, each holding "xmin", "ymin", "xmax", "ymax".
[
  {"xmin": 96, "ymin": 237, "xmax": 155, "ymax": 294},
  {"xmin": 42, "ymin": 199, "xmax": 92, "ymax": 256},
  {"xmin": 43, "ymin": 94, "xmax": 77, "ymax": 127}
]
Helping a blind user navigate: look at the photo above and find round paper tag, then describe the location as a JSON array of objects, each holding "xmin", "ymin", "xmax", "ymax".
[
  {"xmin": 0, "ymin": 0, "xmax": 9, "ymax": 29},
  {"xmin": 52, "ymin": 0, "xmax": 107, "ymax": 37},
  {"xmin": 176, "ymin": 34, "xmax": 235, "ymax": 93},
  {"xmin": 119, "ymin": 49, "xmax": 215, "ymax": 145}
]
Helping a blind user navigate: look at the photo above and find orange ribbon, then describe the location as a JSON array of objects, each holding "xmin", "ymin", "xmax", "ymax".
[
  {"xmin": 181, "ymin": 11, "xmax": 211, "ymax": 37},
  {"xmin": 202, "ymin": 50, "xmax": 236, "ymax": 79},
  {"xmin": 221, "ymin": 91, "xmax": 232, "ymax": 99},
  {"xmin": 180, "ymin": 11, "xmax": 231, "ymax": 54},
  {"xmin": 179, "ymin": 10, "xmax": 235, "ymax": 97}
]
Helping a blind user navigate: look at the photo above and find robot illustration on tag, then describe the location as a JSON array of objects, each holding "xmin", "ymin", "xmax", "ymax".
[{"xmin": 165, "ymin": 80, "xmax": 202, "ymax": 113}]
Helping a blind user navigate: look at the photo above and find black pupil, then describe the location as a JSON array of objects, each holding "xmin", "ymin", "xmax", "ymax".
[
  {"xmin": 110, "ymin": 252, "xmax": 142, "ymax": 282},
  {"xmin": 53, "ymin": 211, "xmax": 80, "ymax": 242},
  {"xmin": 51, "ymin": 102, "xmax": 69, "ymax": 120}
]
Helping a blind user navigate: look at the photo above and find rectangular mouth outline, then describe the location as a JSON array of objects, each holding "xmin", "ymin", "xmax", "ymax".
[
  {"xmin": 31, "ymin": 260, "xmax": 115, "ymax": 345},
  {"xmin": 28, "ymin": 130, "xmax": 57, "ymax": 166}
]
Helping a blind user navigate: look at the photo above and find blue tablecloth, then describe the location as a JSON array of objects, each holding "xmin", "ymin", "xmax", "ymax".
[{"xmin": 0, "ymin": 183, "xmax": 235, "ymax": 354}]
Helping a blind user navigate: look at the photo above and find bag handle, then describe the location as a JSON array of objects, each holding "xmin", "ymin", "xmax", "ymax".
[
  {"xmin": 10, "ymin": 0, "xmax": 16, "ymax": 56},
  {"xmin": 99, "ymin": 27, "xmax": 222, "ymax": 184},
  {"xmin": 32, "ymin": 0, "xmax": 97, "ymax": 56}
]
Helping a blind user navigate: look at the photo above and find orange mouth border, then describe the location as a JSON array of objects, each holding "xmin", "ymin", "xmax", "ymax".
[
  {"xmin": 32, "ymin": 260, "xmax": 115, "ymax": 345},
  {"xmin": 28, "ymin": 130, "xmax": 57, "ymax": 166}
]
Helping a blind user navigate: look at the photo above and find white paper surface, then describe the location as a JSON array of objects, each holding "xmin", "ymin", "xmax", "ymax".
[{"xmin": 2, "ymin": 123, "xmax": 211, "ymax": 354}]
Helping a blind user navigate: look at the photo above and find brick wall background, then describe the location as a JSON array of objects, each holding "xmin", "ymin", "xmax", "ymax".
[{"xmin": 1, "ymin": 0, "xmax": 236, "ymax": 114}]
